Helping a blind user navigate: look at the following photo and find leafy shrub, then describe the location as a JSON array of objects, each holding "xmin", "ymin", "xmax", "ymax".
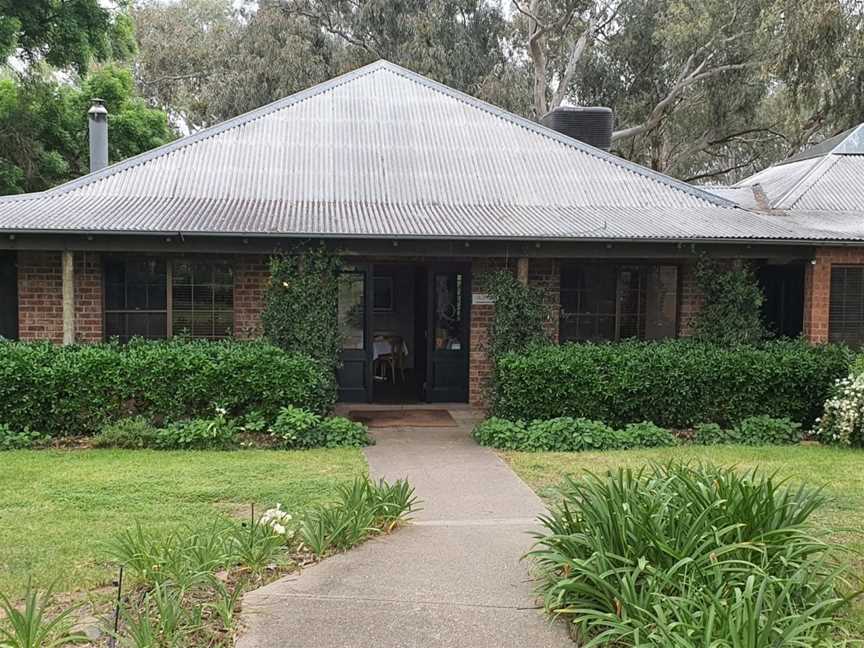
[
  {"xmin": 316, "ymin": 416, "xmax": 371, "ymax": 448},
  {"xmin": 474, "ymin": 417, "xmax": 649, "ymax": 452},
  {"xmin": 271, "ymin": 406, "xmax": 370, "ymax": 449},
  {"xmin": 734, "ymin": 415, "xmax": 802, "ymax": 445},
  {"xmin": 471, "ymin": 417, "xmax": 528, "ymax": 450},
  {"xmin": 493, "ymin": 339, "xmax": 850, "ymax": 428},
  {"xmin": 529, "ymin": 418, "xmax": 618, "ymax": 452},
  {"xmin": 0, "ymin": 424, "xmax": 49, "ymax": 450},
  {"xmin": 694, "ymin": 417, "xmax": 802, "ymax": 446},
  {"xmin": 155, "ymin": 411, "xmax": 238, "ymax": 450},
  {"xmin": 0, "ymin": 339, "xmax": 333, "ymax": 437},
  {"xmin": 692, "ymin": 422, "xmax": 730, "ymax": 445},
  {"xmin": 530, "ymin": 462, "xmax": 853, "ymax": 646},
  {"xmin": 271, "ymin": 405, "xmax": 322, "ymax": 448},
  {"xmin": 690, "ymin": 256, "xmax": 767, "ymax": 345},
  {"xmin": 817, "ymin": 372, "xmax": 864, "ymax": 446},
  {"xmin": 298, "ymin": 476, "xmax": 418, "ymax": 558},
  {"xmin": 92, "ymin": 417, "xmax": 159, "ymax": 449},
  {"xmin": 621, "ymin": 421, "xmax": 677, "ymax": 448}
]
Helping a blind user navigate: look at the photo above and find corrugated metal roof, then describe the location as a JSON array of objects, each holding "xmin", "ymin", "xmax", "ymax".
[
  {"xmin": 698, "ymin": 185, "xmax": 760, "ymax": 209},
  {"xmin": 0, "ymin": 60, "xmax": 859, "ymax": 242},
  {"xmin": 722, "ymin": 125, "xmax": 864, "ymax": 212},
  {"xmin": 0, "ymin": 195, "xmax": 822, "ymax": 240}
]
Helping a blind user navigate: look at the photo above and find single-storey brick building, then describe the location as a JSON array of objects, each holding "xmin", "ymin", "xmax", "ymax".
[{"xmin": 0, "ymin": 61, "xmax": 862, "ymax": 405}]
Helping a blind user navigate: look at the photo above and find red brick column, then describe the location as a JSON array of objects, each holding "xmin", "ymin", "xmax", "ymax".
[
  {"xmin": 17, "ymin": 251, "xmax": 103, "ymax": 343},
  {"xmin": 75, "ymin": 252, "xmax": 103, "ymax": 343},
  {"xmin": 233, "ymin": 255, "xmax": 270, "ymax": 339},
  {"xmin": 801, "ymin": 247, "xmax": 864, "ymax": 343},
  {"xmin": 17, "ymin": 251, "xmax": 64, "ymax": 342}
]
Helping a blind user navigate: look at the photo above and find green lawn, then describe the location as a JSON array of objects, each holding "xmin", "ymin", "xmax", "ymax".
[
  {"xmin": 504, "ymin": 444, "xmax": 864, "ymax": 631},
  {"xmin": 0, "ymin": 449, "xmax": 366, "ymax": 598}
]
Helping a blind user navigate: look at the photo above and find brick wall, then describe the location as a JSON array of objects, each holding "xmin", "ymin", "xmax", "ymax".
[
  {"xmin": 234, "ymin": 255, "xmax": 270, "ymax": 339},
  {"xmin": 17, "ymin": 251, "xmax": 64, "ymax": 342},
  {"xmin": 802, "ymin": 247, "xmax": 864, "ymax": 343},
  {"xmin": 75, "ymin": 252, "xmax": 103, "ymax": 343},
  {"xmin": 468, "ymin": 257, "xmax": 560, "ymax": 409},
  {"xmin": 17, "ymin": 251, "xmax": 103, "ymax": 343}
]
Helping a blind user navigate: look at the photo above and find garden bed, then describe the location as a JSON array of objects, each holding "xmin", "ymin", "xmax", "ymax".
[{"xmin": 506, "ymin": 445, "xmax": 864, "ymax": 636}]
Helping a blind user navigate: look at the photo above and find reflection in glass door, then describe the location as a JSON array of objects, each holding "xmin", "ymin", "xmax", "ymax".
[
  {"xmin": 427, "ymin": 266, "xmax": 470, "ymax": 402},
  {"xmin": 337, "ymin": 268, "xmax": 371, "ymax": 402}
]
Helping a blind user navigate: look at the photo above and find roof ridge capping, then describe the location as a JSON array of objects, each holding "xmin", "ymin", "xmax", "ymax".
[{"xmin": 39, "ymin": 58, "xmax": 736, "ymax": 208}]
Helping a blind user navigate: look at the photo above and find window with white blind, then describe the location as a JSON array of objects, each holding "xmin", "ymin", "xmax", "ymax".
[{"xmin": 104, "ymin": 257, "xmax": 233, "ymax": 341}]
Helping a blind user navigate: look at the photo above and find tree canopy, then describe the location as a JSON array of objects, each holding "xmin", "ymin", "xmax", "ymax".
[
  {"xmin": 1, "ymin": 0, "xmax": 862, "ymax": 196},
  {"xmin": 0, "ymin": 1, "xmax": 173, "ymax": 195},
  {"xmin": 127, "ymin": 0, "xmax": 863, "ymax": 184},
  {"xmin": 0, "ymin": 64, "xmax": 174, "ymax": 194}
]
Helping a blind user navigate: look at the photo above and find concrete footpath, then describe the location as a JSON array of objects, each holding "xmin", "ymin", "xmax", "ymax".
[{"xmin": 237, "ymin": 408, "xmax": 569, "ymax": 648}]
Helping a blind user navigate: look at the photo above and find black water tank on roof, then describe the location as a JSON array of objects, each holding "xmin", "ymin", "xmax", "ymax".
[{"xmin": 541, "ymin": 106, "xmax": 614, "ymax": 151}]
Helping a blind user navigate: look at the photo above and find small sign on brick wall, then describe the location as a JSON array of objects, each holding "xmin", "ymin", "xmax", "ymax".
[{"xmin": 472, "ymin": 293, "xmax": 495, "ymax": 305}]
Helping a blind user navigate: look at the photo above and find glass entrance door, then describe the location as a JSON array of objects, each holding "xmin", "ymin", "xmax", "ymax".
[
  {"xmin": 337, "ymin": 266, "xmax": 372, "ymax": 402},
  {"xmin": 426, "ymin": 265, "xmax": 471, "ymax": 402}
]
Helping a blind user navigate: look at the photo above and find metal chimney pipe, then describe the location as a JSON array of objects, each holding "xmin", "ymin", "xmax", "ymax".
[{"xmin": 88, "ymin": 98, "xmax": 108, "ymax": 173}]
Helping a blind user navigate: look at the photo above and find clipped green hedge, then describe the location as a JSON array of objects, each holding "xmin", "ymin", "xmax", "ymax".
[
  {"xmin": 492, "ymin": 339, "xmax": 851, "ymax": 428},
  {"xmin": 0, "ymin": 339, "xmax": 334, "ymax": 437}
]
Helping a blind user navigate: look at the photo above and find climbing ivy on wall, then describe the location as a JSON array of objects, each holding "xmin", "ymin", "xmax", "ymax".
[
  {"xmin": 690, "ymin": 256, "xmax": 768, "ymax": 345},
  {"xmin": 262, "ymin": 244, "xmax": 343, "ymax": 404},
  {"xmin": 483, "ymin": 269, "xmax": 551, "ymax": 361}
]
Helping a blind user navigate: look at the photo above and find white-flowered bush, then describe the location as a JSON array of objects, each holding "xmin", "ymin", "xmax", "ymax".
[
  {"xmin": 260, "ymin": 504, "xmax": 293, "ymax": 536},
  {"xmin": 816, "ymin": 373, "xmax": 864, "ymax": 447}
]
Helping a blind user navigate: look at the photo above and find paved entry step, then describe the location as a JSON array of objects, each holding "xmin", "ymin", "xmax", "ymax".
[{"xmin": 348, "ymin": 408, "xmax": 457, "ymax": 428}]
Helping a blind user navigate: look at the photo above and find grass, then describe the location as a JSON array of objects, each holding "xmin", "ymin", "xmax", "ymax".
[
  {"xmin": 0, "ymin": 449, "xmax": 366, "ymax": 599},
  {"xmin": 504, "ymin": 444, "xmax": 864, "ymax": 632}
]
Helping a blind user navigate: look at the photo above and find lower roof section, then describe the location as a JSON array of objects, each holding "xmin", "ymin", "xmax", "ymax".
[{"xmin": 0, "ymin": 195, "xmax": 859, "ymax": 242}]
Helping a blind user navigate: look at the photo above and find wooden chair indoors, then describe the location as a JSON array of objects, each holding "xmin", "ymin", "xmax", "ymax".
[{"xmin": 373, "ymin": 335, "xmax": 407, "ymax": 383}]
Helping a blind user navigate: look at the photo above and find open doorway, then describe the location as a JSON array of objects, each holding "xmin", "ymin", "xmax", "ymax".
[
  {"xmin": 336, "ymin": 261, "xmax": 471, "ymax": 404},
  {"xmin": 370, "ymin": 263, "xmax": 425, "ymax": 404}
]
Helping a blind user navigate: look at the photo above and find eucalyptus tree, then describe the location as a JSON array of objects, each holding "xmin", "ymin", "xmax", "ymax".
[{"xmin": 514, "ymin": 0, "xmax": 863, "ymax": 180}]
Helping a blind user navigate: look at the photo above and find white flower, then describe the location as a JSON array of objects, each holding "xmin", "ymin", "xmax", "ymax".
[{"xmin": 272, "ymin": 523, "xmax": 286, "ymax": 535}]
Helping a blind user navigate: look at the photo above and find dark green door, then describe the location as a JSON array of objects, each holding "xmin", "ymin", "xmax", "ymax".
[
  {"xmin": 337, "ymin": 265, "xmax": 372, "ymax": 402},
  {"xmin": 426, "ymin": 264, "xmax": 471, "ymax": 402}
]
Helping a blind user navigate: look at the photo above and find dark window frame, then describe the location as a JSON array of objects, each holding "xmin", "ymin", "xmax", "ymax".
[
  {"xmin": 102, "ymin": 256, "xmax": 234, "ymax": 342},
  {"xmin": 559, "ymin": 262, "xmax": 679, "ymax": 343}
]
